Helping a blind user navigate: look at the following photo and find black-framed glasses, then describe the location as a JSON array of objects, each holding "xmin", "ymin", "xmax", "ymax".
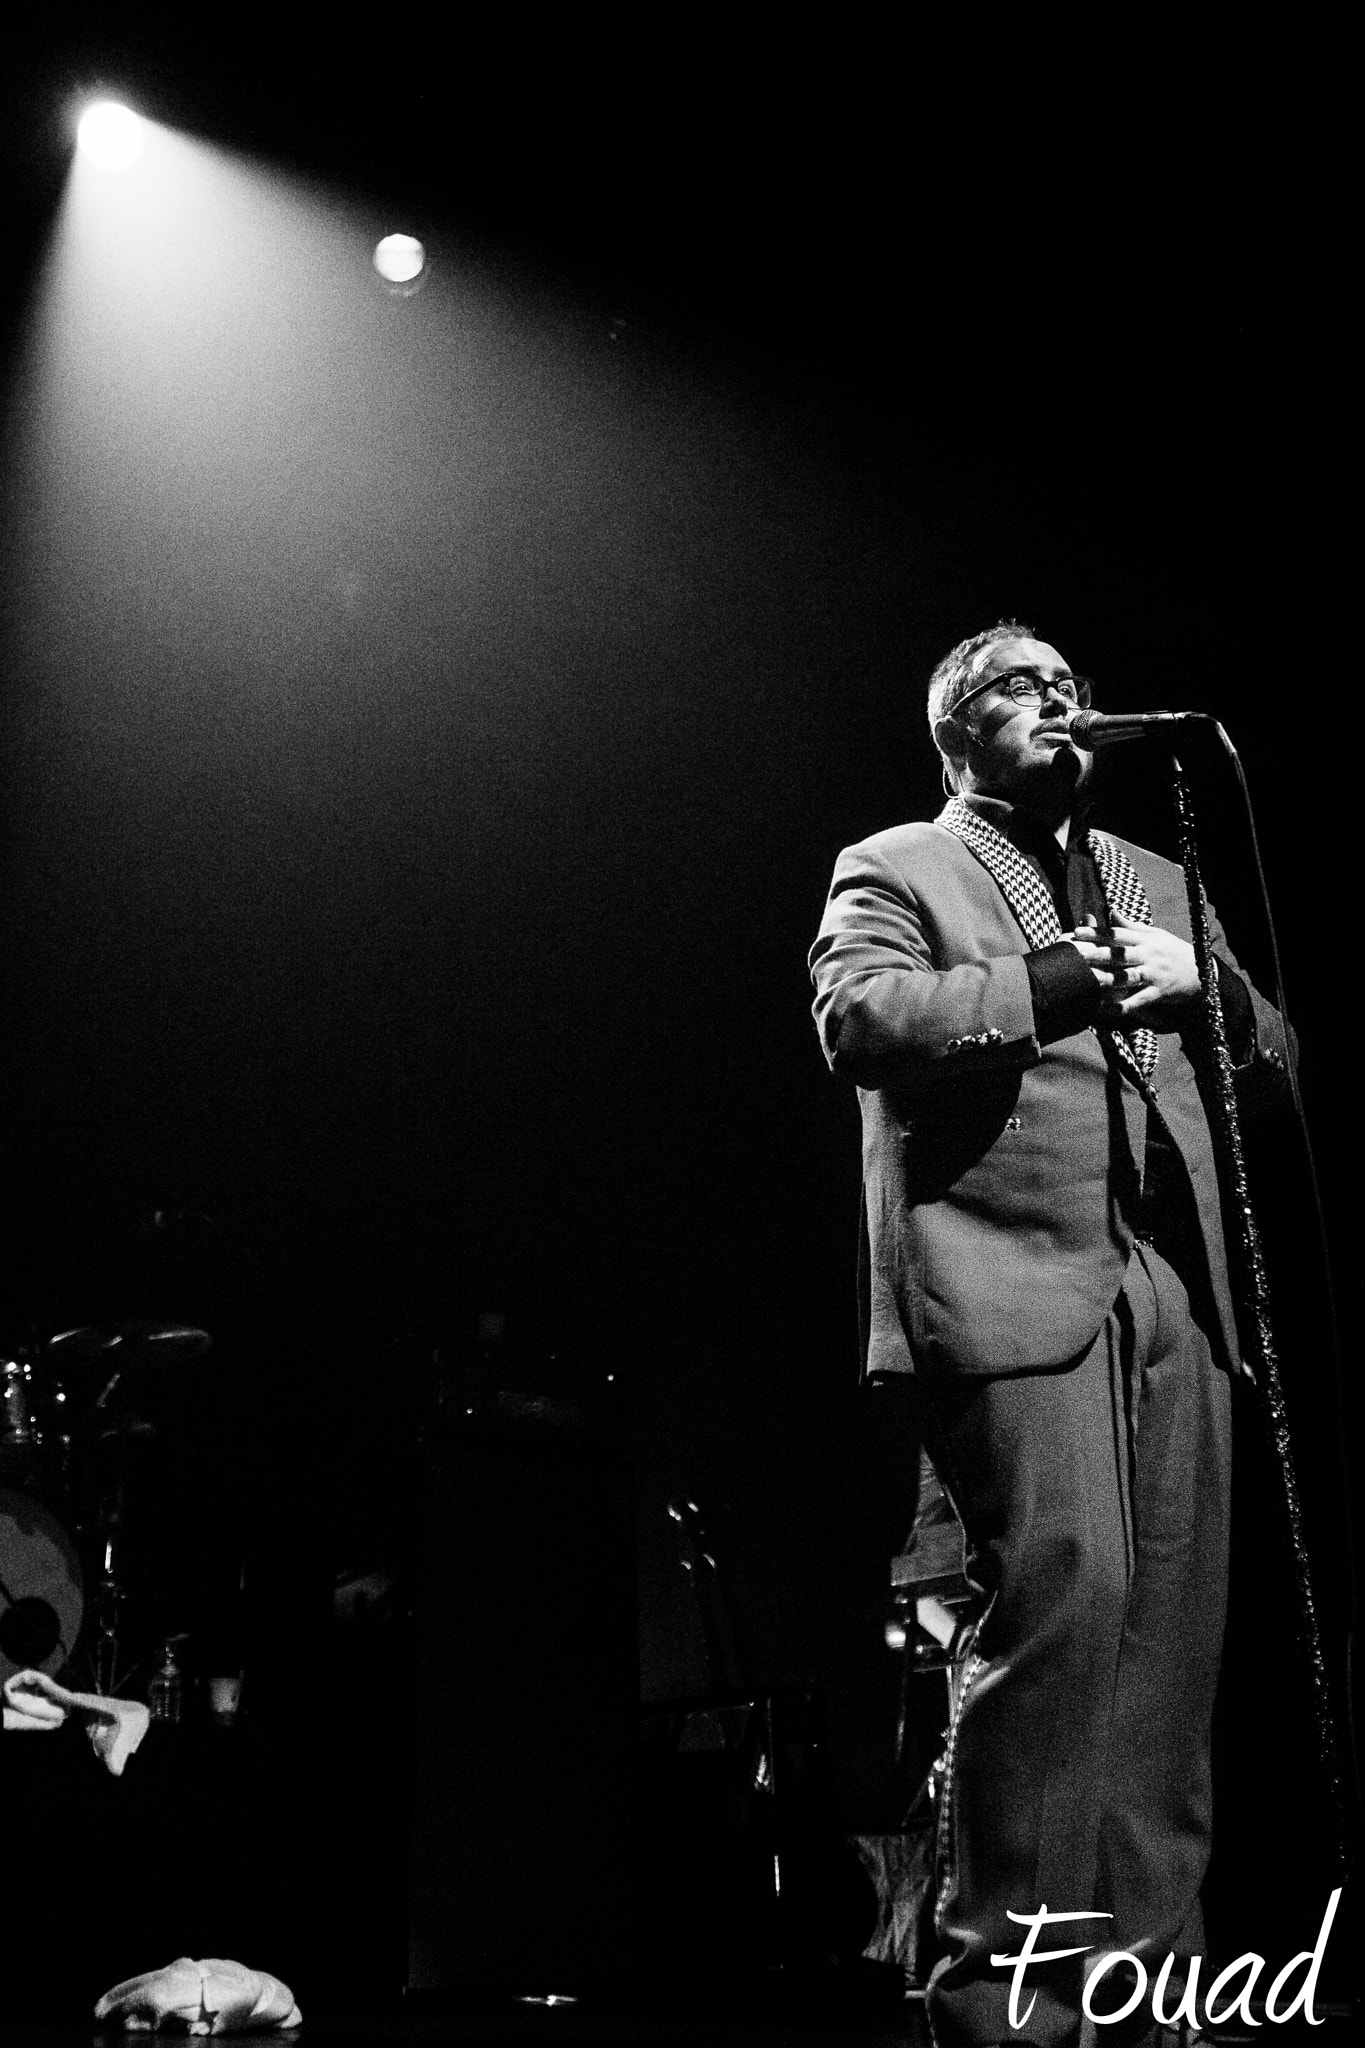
[{"xmin": 954, "ymin": 669, "xmax": 1093, "ymax": 715}]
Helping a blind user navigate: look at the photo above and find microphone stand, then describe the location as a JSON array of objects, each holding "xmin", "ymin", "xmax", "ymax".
[{"xmin": 1167, "ymin": 750, "xmax": 1348, "ymax": 1872}]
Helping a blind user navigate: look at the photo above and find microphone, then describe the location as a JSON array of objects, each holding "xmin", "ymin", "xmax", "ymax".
[{"xmin": 1064, "ymin": 708, "xmax": 1211, "ymax": 749}]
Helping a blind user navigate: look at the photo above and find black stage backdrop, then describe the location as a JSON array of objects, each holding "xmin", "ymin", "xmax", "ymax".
[{"xmin": 0, "ymin": 15, "xmax": 1356, "ymax": 2003}]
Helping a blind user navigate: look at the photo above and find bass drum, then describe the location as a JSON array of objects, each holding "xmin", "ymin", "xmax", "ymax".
[{"xmin": 0, "ymin": 1487, "xmax": 84, "ymax": 1683}]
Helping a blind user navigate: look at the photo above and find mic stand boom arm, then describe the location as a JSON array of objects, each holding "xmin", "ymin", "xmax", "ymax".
[{"xmin": 1167, "ymin": 749, "xmax": 1348, "ymax": 1874}]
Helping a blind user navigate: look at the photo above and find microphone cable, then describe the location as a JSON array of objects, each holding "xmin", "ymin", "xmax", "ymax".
[{"xmin": 1205, "ymin": 716, "xmax": 1362, "ymax": 1856}]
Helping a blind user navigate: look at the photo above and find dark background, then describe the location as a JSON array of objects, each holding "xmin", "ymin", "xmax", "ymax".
[{"xmin": 0, "ymin": 11, "xmax": 1356, "ymax": 1994}]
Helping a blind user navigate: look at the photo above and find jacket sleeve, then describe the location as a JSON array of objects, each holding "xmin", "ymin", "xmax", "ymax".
[
  {"xmin": 809, "ymin": 838, "xmax": 1042, "ymax": 1087},
  {"xmin": 1197, "ymin": 896, "xmax": 1297, "ymax": 1111}
]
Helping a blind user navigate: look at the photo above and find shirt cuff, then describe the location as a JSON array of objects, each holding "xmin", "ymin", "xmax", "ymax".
[{"xmin": 1025, "ymin": 941, "xmax": 1104, "ymax": 1043}]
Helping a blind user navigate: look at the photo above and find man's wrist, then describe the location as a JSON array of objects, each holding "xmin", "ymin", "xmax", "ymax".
[{"xmin": 1025, "ymin": 941, "xmax": 1104, "ymax": 1043}]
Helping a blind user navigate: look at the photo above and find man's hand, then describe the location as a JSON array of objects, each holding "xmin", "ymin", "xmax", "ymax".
[
  {"xmin": 1062, "ymin": 916, "xmax": 1200, "ymax": 1024},
  {"xmin": 1061, "ymin": 915, "xmax": 1118, "ymax": 989},
  {"xmin": 1102, "ymin": 921, "xmax": 1199, "ymax": 1020}
]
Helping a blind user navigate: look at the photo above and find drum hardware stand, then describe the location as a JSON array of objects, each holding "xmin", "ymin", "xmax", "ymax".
[
  {"xmin": 91, "ymin": 1559, "xmax": 132, "ymax": 1697},
  {"xmin": 82, "ymin": 1368, "xmax": 143, "ymax": 1697}
]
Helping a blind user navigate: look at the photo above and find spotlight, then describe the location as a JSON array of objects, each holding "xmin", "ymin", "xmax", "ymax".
[
  {"xmin": 373, "ymin": 233, "xmax": 427, "ymax": 295},
  {"xmin": 76, "ymin": 101, "xmax": 145, "ymax": 171}
]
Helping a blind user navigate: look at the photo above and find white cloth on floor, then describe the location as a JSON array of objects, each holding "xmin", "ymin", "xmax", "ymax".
[
  {"xmin": 1, "ymin": 1673, "xmax": 66, "ymax": 1730},
  {"xmin": 2, "ymin": 1667, "xmax": 150, "ymax": 1774},
  {"xmin": 95, "ymin": 1957, "xmax": 302, "ymax": 2033}
]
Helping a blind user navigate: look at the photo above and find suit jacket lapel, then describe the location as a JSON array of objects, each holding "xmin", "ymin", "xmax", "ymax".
[{"xmin": 936, "ymin": 799, "xmax": 1160, "ymax": 1087}]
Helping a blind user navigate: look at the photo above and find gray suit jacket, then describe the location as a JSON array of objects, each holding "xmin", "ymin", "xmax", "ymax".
[{"xmin": 810, "ymin": 820, "xmax": 1289, "ymax": 1379}]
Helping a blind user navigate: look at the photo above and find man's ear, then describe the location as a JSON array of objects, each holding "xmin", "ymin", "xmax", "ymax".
[{"xmin": 933, "ymin": 715, "xmax": 967, "ymax": 774}]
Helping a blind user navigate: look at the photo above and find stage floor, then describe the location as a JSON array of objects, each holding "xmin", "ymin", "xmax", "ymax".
[{"xmin": 0, "ymin": 1999, "xmax": 1358, "ymax": 2046}]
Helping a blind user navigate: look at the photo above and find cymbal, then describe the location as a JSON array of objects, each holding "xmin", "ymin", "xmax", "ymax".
[{"xmin": 45, "ymin": 1323, "xmax": 212, "ymax": 1371}]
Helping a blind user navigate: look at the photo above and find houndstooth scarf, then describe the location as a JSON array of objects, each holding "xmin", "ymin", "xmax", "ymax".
[{"xmin": 937, "ymin": 796, "xmax": 1159, "ymax": 1086}]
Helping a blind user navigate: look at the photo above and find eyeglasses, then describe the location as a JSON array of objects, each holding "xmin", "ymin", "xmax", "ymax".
[{"xmin": 953, "ymin": 668, "xmax": 1093, "ymax": 716}]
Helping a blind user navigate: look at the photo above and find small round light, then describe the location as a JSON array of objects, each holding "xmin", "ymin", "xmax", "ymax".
[
  {"xmin": 76, "ymin": 101, "xmax": 145, "ymax": 171},
  {"xmin": 373, "ymin": 233, "xmax": 427, "ymax": 290}
]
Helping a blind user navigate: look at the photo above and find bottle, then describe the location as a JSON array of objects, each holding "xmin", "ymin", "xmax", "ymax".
[{"xmin": 148, "ymin": 1637, "xmax": 184, "ymax": 1724}]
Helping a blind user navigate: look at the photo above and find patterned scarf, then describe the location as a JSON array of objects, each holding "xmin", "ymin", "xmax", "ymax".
[{"xmin": 937, "ymin": 796, "xmax": 1159, "ymax": 1086}]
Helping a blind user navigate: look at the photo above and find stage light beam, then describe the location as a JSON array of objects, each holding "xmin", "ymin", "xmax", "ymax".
[{"xmin": 76, "ymin": 101, "xmax": 146, "ymax": 171}]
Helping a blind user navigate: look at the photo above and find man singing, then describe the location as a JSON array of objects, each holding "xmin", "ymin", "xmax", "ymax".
[{"xmin": 809, "ymin": 623, "xmax": 1289, "ymax": 2047}]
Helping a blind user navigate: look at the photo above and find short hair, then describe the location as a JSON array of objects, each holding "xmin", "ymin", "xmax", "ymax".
[{"xmin": 926, "ymin": 620, "xmax": 1038, "ymax": 736}]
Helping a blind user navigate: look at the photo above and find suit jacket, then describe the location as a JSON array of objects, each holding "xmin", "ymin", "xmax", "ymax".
[{"xmin": 809, "ymin": 819, "xmax": 1290, "ymax": 1380}]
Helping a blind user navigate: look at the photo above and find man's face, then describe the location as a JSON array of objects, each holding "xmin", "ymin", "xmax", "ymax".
[{"xmin": 946, "ymin": 635, "xmax": 1092, "ymax": 816}]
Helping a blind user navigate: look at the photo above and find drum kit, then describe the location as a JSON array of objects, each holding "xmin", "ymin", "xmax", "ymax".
[{"xmin": 1, "ymin": 1322, "xmax": 211, "ymax": 1696}]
